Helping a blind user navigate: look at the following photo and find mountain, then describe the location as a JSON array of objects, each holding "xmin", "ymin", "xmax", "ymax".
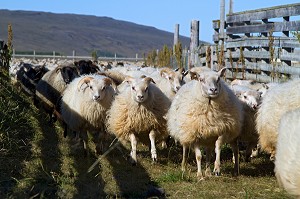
[{"xmin": 0, "ymin": 9, "xmax": 207, "ymax": 58}]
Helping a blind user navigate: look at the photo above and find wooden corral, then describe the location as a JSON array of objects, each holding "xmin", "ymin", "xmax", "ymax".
[{"xmin": 198, "ymin": 3, "xmax": 300, "ymax": 83}]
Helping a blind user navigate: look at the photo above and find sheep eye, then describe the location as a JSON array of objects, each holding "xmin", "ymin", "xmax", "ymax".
[
  {"xmin": 145, "ymin": 87, "xmax": 148, "ymax": 92},
  {"xmin": 217, "ymin": 77, "xmax": 220, "ymax": 83},
  {"xmin": 168, "ymin": 77, "xmax": 172, "ymax": 80},
  {"xmin": 102, "ymin": 86, "xmax": 106, "ymax": 91},
  {"xmin": 243, "ymin": 95, "xmax": 247, "ymax": 99},
  {"xmin": 89, "ymin": 86, "xmax": 93, "ymax": 90},
  {"xmin": 132, "ymin": 86, "xmax": 135, "ymax": 91}
]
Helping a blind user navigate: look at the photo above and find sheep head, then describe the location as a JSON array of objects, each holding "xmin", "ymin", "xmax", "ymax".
[
  {"xmin": 125, "ymin": 76, "xmax": 154, "ymax": 103},
  {"xmin": 160, "ymin": 68, "xmax": 187, "ymax": 93},
  {"xmin": 196, "ymin": 67, "xmax": 227, "ymax": 99},
  {"xmin": 78, "ymin": 76, "xmax": 112, "ymax": 101},
  {"xmin": 239, "ymin": 90, "xmax": 262, "ymax": 110},
  {"xmin": 56, "ymin": 65, "xmax": 79, "ymax": 84}
]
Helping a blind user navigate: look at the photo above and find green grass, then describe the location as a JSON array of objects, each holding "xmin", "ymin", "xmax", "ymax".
[{"xmin": 0, "ymin": 68, "xmax": 293, "ymax": 198}]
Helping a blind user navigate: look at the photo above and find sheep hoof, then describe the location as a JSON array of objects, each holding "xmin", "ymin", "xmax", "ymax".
[
  {"xmin": 129, "ymin": 157, "xmax": 137, "ymax": 166},
  {"xmin": 214, "ymin": 171, "xmax": 221, "ymax": 176}
]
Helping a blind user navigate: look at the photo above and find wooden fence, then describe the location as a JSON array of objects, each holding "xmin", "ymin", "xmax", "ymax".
[
  {"xmin": 198, "ymin": 3, "xmax": 300, "ymax": 83},
  {"xmin": 11, "ymin": 49, "xmax": 143, "ymax": 62}
]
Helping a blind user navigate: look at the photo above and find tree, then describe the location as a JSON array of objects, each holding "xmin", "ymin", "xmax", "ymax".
[
  {"xmin": 157, "ymin": 45, "xmax": 171, "ymax": 67},
  {"xmin": 174, "ymin": 42, "xmax": 183, "ymax": 68}
]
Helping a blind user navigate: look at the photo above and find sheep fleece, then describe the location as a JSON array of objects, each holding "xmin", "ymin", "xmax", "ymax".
[
  {"xmin": 167, "ymin": 80, "xmax": 243, "ymax": 146},
  {"xmin": 256, "ymin": 78, "xmax": 300, "ymax": 155},
  {"xmin": 106, "ymin": 84, "xmax": 170, "ymax": 142}
]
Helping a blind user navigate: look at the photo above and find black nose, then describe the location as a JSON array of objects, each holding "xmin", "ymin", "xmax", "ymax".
[{"xmin": 210, "ymin": 88, "xmax": 217, "ymax": 93}]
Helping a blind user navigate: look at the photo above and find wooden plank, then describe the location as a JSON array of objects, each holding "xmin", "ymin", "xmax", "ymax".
[
  {"xmin": 226, "ymin": 21, "xmax": 300, "ymax": 34},
  {"xmin": 228, "ymin": 50, "xmax": 279, "ymax": 60},
  {"xmin": 225, "ymin": 37, "xmax": 300, "ymax": 48},
  {"xmin": 225, "ymin": 62, "xmax": 300, "ymax": 75},
  {"xmin": 227, "ymin": 3, "xmax": 300, "ymax": 23}
]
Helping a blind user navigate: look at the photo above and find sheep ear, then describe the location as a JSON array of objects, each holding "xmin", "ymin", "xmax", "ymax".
[
  {"xmin": 218, "ymin": 67, "xmax": 227, "ymax": 77},
  {"xmin": 144, "ymin": 77, "xmax": 156, "ymax": 84},
  {"xmin": 55, "ymin": 66, "xmax": 63, "ymax": 73},
  {"xmin": 124, "ymin": 76, "xmax": 134, "ymax": 84},
  {"xmin": 183, "ymin": 70, "xmax": 189, "ymax": 77},
  {"xmin": 77, "ymin": 76, "xmax": 94, "ymax": 91},
  {"xmin": 160, "ymin": 68, "xmax": 171, "ymax": 79},
  {"xmin": 189, "ymin": 71, "xmax": 199, "ymax": 80},
  {"xmin": 103, "ymin": 77, "xmax": 112, "ymax": 86}
]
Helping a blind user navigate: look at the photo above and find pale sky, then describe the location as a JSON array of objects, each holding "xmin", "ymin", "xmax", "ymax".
[{"xmin": 2, "ymin": 0, "xmax": 300, "ymax": 42}]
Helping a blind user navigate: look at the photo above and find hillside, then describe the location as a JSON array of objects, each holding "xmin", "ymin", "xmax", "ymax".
[{"xmin": 0, "ymin": 9, "xmax": 203, "ymax": 57}]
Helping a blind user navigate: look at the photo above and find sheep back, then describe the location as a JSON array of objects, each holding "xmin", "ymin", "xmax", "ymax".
[
  {"xmin": 256, "ymin": 78, "xmax": 300, "ymax": 156},
  {"xmin": 275, "ymin": 108, "xmax": 300, "ymax": 197}
]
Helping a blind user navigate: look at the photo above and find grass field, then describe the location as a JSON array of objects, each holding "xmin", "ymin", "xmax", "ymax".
[{"xmin": 0, "ymin": 68, "xmax": 292, "ymax": 199}]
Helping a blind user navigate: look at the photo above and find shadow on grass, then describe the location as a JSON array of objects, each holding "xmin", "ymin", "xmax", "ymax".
[{"xmin": 105, "ymin": 143, "xmax": 167, "ymax": 198}]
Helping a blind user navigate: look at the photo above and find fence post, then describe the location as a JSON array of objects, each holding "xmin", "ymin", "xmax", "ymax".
[
  {"xmin": 13, "ymin": 49, "xmax": 15, "ymax": 59},
  {"xmin": 189, "ymin": 20, "xmax": 199, "ymax": 69},
  {"xmin": 114, "ymin": 53, "xmax": 117, "ymax": 62},
  {"xmin": 229, "ymin": 0, "xmax": 234, "ymax": 14},
  {"xmin": 33, "ymin": 50, "xmax": 36, "ymax": 59},
  {"xmin": 136, "ymin": 53, "xmax": 138, "ymax": 62},
  {"xmin": 173, "ymin": 24, "xmax": 179, "ymax": 50},
  {"xmin": 220, "ymin": 0, "xmax": 225, "ymax": 39},
  {"xmin": 53, "ymin": 51, "xmax": 55, "ymax": 59},
  {"xmin": 72, "ymin": 50, "xmax": 76, "ymax": 62}
]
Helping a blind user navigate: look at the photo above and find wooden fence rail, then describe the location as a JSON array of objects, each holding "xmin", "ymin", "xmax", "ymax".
[{"xmin": 198, "ymin": 3, "xmax": 300, "ymax": 83}]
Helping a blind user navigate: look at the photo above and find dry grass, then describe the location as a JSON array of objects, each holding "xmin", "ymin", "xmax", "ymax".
[{"xmin": 0, "ymin": 68, "xmax": 292, "ymax": 199}]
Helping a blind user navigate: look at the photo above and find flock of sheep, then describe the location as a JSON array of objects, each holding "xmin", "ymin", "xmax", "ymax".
[{"xmin": 9, "ymin": 58, "xmax": 300, "ymax": 197}]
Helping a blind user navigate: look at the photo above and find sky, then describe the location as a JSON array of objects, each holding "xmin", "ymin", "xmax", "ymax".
[{"xmin": 2, "ymin": 0, "xmax": 300, "ymax": 43}]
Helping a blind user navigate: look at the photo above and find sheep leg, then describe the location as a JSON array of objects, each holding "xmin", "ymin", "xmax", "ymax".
[
  {"xmin": 230, "ymin": 139, "xmax": 240, "ymax": 176},
  {"xmin": 80, "ymin": 131, "xmax": 89, "ymax": 157},
  {"xmin": 245, "ymin": 141, "xmax": 257, "ymax": 162},
  {"xmin": 130, "ymin": 133, "xmax": 137, "ymax": 165},
  {"xmin": 214, "ymin": 137, "xmax": 223, "ymax": 176},
  {"xmin": 194, "ymin": 144, "xmax": 203, "ymax": 180},
  {"xmin": 205, "ymin": 147, "xmax": 213, "ymax": 177},
  {"xmin": 181, "ymin": 144, "xmax": 187, "ymax": 173},
  {"xmin": 149, "ymin": 130, "xmax": 157, "ymax": 162}
]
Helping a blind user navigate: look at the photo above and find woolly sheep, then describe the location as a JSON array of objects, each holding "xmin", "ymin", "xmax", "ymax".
[
  {"xmin": 274, "ymin": 108, "xmax": 300, "ymax": 197},
  {"xmin": 106, "ymin": 75, "xmax": 171, "ymax": 164},
  {"xmin": 167, "ymin": 68, "xmax": 243, "ymax": 179},
  {"xmin": 60, "ymin": 74, "xmax": 115, "ymax": 155},
  {"xmin": 35, "ymin": 64, "xmax": 79, "ymax": 122},
  {"xmin": 256, "ymin": 78, "xmax": 300, "ymax": 161}
]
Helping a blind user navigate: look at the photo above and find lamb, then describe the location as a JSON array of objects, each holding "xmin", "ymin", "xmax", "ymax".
[
  {"xmin": 106, "ymin": 75, "xmax": 171, "ymax": 164},
  {"xmin": 60, "ymin": 74, "xmax": 115, "ymax": 155},
  {"xmin": 35, "ymin": 64, "xmax": 79, "ymax": 122},
  {"xmin": 150, "ymin": 67, "xmax": 188, "ymax": 100},
  {"xmin": 274, "ymin": 108, "xmax": 300, "ymax": 197},
  {"xmin": 167, "ymin": 67, "xmax": 243, "ymax": 179},
  {"xmin": 256, "ymin": 78, "xmax": 300, "ymax": 161}
]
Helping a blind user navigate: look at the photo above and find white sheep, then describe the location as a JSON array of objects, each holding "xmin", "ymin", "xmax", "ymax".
[
  {"xmin": 167, "ymin": 67, "xmax": 243, "ymax": 179},
  {"xmin": 256, "ymin": 78, "xmax": 300, "ymax": 161},
  {"xmin": 60, "ymin": 74, "xmax": 115, "ymax": 155},
  {"xmin": 35, "ymin": 64, "xmax": 79, "ymax": 122},
  {"xmin": 274, "ymin": 108, "xmax": 300, "ymax": 197},
  {"xmin": 106, "ymin": 75, "xmax": 171, "ymax": 164}
]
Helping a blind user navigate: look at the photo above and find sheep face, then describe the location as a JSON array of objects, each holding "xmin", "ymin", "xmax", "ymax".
[
  {"xmin": 126, "ymin": 76, "xmax": 154, "ymax": 103},
  {"xmin": 78, "ymin": 76, "xmax": 112, "ymax": 101},
  {"xmin": 195, "ymin": 68, "xmax": 227, "ymax": 99},
  {"xmin": 161, "ymin": 68, "xmax": 187, "ymax": 93},
  {"xmin": 57, "ymin": 66, "xmax": 79, "ymax": 84},
  {"xmin": 240, "ymin": 90, "xmax": 262, "ymax": 110}
]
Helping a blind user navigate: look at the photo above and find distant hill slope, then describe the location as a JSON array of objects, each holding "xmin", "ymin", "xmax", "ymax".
[{"xmin": 0, "ymin": 9, "xmax": 208, "ymax": 57}]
